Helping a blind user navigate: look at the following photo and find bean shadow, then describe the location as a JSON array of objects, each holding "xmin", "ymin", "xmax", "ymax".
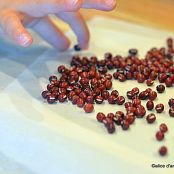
[
  {"xmin": 7, "ymin": 43, "xmax": 92, "ymax": 100},
  {"xmin": 1, "ymin": 35, "xmax": 100, "ymax": 133}
]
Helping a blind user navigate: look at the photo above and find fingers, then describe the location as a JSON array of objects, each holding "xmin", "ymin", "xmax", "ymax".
[
  {"xmin": 57, "ymin": 12, "xmax": 90, "ymax": 49},
  {"xmin": 82, "ymin": 0, "xmax": 117, "ymax": 11},
  {"xmin": 0, "ymin": 11, "xmax": 33, "ymax": 47},
  {"xmin": 19, "ymin": 0, "xmax": 83, "ymax": 17},
  {"xmin": 32, "ymin": 16, "xmax": 70, "ymax": 51},
  {"xmin": 19, "ymin": 0, "xmax": 116, "ymax": 17}
]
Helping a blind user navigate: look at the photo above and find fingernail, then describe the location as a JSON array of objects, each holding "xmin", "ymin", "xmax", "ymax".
[
  {"xmin": 79, "ymin": 42, "xmax": 89, "ymax": 50},
  {"xmin": 16, "ymin": 33, "xmax": 32, "ymax": 47}
]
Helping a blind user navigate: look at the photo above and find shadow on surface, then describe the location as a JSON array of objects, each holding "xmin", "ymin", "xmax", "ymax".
[{"xmin": 0, "ymin": 151, "xmax": 36, "ymax": 174}]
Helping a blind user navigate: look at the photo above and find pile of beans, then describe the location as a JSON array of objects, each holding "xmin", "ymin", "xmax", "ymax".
[{"xmin": 42, "ymin": 38, "xmax": 174, "ymax": 156}]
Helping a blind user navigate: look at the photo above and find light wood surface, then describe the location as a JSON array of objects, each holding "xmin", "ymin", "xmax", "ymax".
[{"xmin": 80, "ymin": 0, "xmax": 174, "ymax": 31}]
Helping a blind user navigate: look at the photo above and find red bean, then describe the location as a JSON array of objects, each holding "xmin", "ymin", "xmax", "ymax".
[
  {"xmin": 124, "ymin": 102, "xmax": 133, "ymax": 108},
  {"xmin": 156, "ymin": 84, "xmax": 165, "ymax": 93},
  {"xmin": 58, "ymin": 93, "xmax": 67, "ymax": 103},
  {"xmin": 105, "ymin": 80, "xmax": 112, "ymax": 90},
  {"xmin": 132, "ymin": 98, "xmax": 141, "ymax": 107},
  {"xmin": 165, "ymin": 77, "xmax": 173, "ymax": 87},
  {"xmin": 135, "ymin": 105, "xmax": 146, "ymax": 118},
  {"xmin": 131, "ymin": 87, "xmax": 139, "ymax": 95},
  {"xmin": 111, "ymin": 90, "xmax": 119, "ymax": 98},
  {"xmin": 168, "ymin": 98, "xmax": 174, "ymax": 107},
  {"xmin": 149, "ymin": 91, "xmax": 157, "ymax": 101},
  {"xmin": 42, "ymin": 90, "xmax": 51, "ymax": 99},
  {"xmin": 146, "ymin": 100, "xmax": 154, "ymax": 110},
  {"xmin": 107, "ymin": 122, "xmax": 116, "ymax": 134},
  {"xmin": 146, "ymin": 79, "xmax": 154, "ymax": 86},
  {"xmin": 77, "ymin": 98, "xmax": 85, "ymax": 108},
  {"xmin": 49, "ymin": 75, "xmax": 57, "ymax": 82},
  {"xmin": 159, "ymin": 146, "xmax": 167, "ymax": 156},
  {"xmin": 114, "ymin": 111, "xmax": 124, "ymax": 125},
  {"xmin": 156, "ymin": 131, "xmax": 164, "ymax": 141},
  {"xmin": 96, "ymin": 112, "xmax": 106, "ymax": 123},
  {"xmin": 169, "ymin": 107, "xmax": 174, "ymax": 117},
  {"xmin": 72, "ymin": 95, "xmax": 79, "ymax": 105},
  {"xmin": 118, "ymin": 74, "xmax": 126, "ymax": 82},
  {"xmin": 137, "ymin": 74, "xmax": 145, "ymax": 83},
  {"xmin": 116, "ymin": 96, "xmax": 125, "ymax": 105},
  {"xmin": 108, "ymin": 95, "xmax": 117, "ymax": 104},
  {"xmin": 155, "ymin": 104, "xmax": 164, "ymax": 113},
  {"xmin": 159, "ymin": 123, "xmax": 168, "ymax": 133},
  {"xmin": 42, "ymin": 37, "xmax": 174, "ymax": 145},
  {"xmin": 107, "ymin": 113, "xmax": 115, "ymax": 119},
  {"xmin": 124, "ymin": 114, "xmax": 135, "ymax": 124},
  {"xmin": 86, "ymin": 96, "xmax": 94, "ymax": 104},
  {"xmin": 84, "ymin": 103, "xmax": 94, "ymax": 113},
  {"xmin": 127, "ymin": 91, "xmax": 134, "ymax": 99},
  {"xmin": 101, "ymin": 90, "xmax": 110, "ymax": 100},
  {"xmin": 95, "ymin": 96, "xmax": 104, "ymax": 104},
  {"xmin": 47, "ymin": 94, "xmax": 57, "ymax": 104},
  {"xmin": 146, "ymin": 113, "xmax": 156, "ymax": 123},
  {"xmin": 121, "ymin": 120, "xmax": 130, "ymax": 130},
  {"xmin": 139, "ymin": 91, "xmax": 148, "ymax": 100}
]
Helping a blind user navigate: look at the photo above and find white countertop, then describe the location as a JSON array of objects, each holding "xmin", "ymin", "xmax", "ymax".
[{"xmin": 0, "ymin": 17, "xmax": 174, "ymax": 174}]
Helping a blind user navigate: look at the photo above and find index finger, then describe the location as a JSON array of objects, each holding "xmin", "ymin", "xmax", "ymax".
[{"xmin": 82, "ymin": 0, "xmax": 117, "ymax": 11}]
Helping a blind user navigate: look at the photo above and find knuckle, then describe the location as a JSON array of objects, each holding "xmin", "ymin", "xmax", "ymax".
[
  {"xmin": 105, "ymin": 0, "xmax": 117, "ymax": 11},
  {"xmin": 67, "ymin": 0, "xmax": 82, "ymax": 11}
]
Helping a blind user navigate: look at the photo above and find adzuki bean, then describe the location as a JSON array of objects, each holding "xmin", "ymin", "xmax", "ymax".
[{"xmin": 41, "ymin": 38, "xmax": 174, "ymax": 157}]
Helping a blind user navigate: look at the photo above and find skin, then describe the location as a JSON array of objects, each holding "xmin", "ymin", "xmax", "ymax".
[{"xmin": 0, "ymin": 0, "xmax": 116, "ymax": 51}]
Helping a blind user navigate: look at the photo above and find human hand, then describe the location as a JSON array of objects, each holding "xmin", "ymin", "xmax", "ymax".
[{"xmin": 0, "ymin": 0, "xmax": 116, "ymax": 51}]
